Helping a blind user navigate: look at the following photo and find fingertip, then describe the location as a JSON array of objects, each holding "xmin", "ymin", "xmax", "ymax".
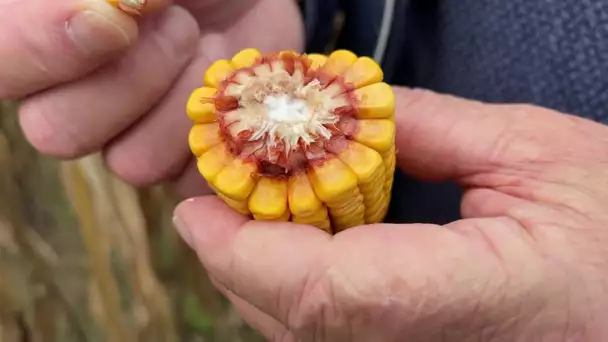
[
  {"xmin": 173, "ymin": 195, "xmax": 250, "ymax": 249},
  {"xmin": 66, "ymin": 0, "xmax": 140, "ymax": 59}
]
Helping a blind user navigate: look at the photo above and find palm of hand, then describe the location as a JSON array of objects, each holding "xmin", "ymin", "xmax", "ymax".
[{"xmin": 175, "ymin": 90, "xmax": 608, "ymax": 341}]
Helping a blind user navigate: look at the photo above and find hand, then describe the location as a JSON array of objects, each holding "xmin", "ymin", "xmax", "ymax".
[
  {"xmin": 173, "ymin": 87, "xmax": 608, "ymax": 342},
  {"xmin": 3, "ymin": 0, "xmax": 303, "ymax": 197}
]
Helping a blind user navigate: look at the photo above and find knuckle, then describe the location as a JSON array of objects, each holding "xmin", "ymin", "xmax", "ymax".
[
  {"xmin": 395, "ymin": 87, "xmax": 437, "ymax": 113},
  {"xmin": 286, "ymin": 278, "xmax": 333, "ymax": 341},
  {"xmin": 103, "ymin": 140, "xmax": 189, "ymax": 187},
  {"xmin": 150, "ymin": 6, "xmax": 199, "ymax": 61},
  {"xmin": 18, "ymin": 97, "xmax": 90, "ymax": 158},
  {"xmin": 285, "ymin": 265, "xmax": 357, "ymax": 342}
]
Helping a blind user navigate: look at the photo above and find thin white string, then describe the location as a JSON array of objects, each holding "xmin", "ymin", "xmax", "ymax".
[{"xmin": 373, "ymin": 0, "xmax": 396, "ymax": 64}]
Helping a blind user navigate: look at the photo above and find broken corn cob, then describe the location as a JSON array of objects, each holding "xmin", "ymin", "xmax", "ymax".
[{"xmin": 186, "ymin": 48, "xmax": 396, "ymax": 234}]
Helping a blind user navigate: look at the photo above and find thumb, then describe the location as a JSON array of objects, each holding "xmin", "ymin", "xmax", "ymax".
[
  {"xmin": 0, "ymin": 0, "xmax": 166, "ymax": 99},
  {"xmin": 392, "ymin": 87, "xmax": 608, "ymax": 182}
]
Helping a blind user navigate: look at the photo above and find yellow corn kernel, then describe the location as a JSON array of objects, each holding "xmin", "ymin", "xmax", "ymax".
[
  {"xmin": 321, "ymin": 50, "xmax": 358, "ymax": 76},
  {"xmin": 337, "ymin": 141, "xmax": 384, "ymax": 185},
  {"xmin": 232, "ymin": 48, "xmax": 262, "ymax": 68},
  {"xmin": 292, "ymin": 206, "xmax": 328, "ymax": 224},
  {"xmin": 186, "ymin": 87, "xmax": 217, "ymax": 123},
  {"xmin": 249, "ymin": 178, "xmax": 288, "ymax": 219},
  {"xmin": 254, "ymin": 209, "xmax": 291, "ymax": 222},
  {"xmin": 336, "ymin": 140, "xmax": 392, "ymax": 225},
  {"xmin": 214, "ymin": 159, "xmax": 258, "ymax": 201},
  {"xmin": 316, "ymin": 220, "xmax": 331, "ymax": 231},
  {"xmin": 188, "ymin": 123, "xmax": 221, "ymax": 156},
  {"xmin": 288, "ymin": 173, "xmax": 323, "ymax": 217},
  {"xmin": 366, "ymin": 201, "xmax": 389, "ymax": 223},
  {"xmin": 354, "ymin": 82, "xmax": 395, "ymax": 119},
  {"xmin": 197, "ymin": 144, "xmax": 231, "ymax": 182},
  {"xmin": 217, "ymin": 190, "xmax": 251, "ymax": 215},
  {"xmin": 274, "ymin": 210, "xmax": 291, "ymax": 221},
  {"xmin": 353, "ymin": 119, "xmax": 396, "ymax": 153},
  {"xmin": 208, "ymin": 182, "xmax": 251, "ymax": 215},
  {"xmin": 331, "ymin": 196, "xmax": 365, "ymax": 231},
  {"xmin": 308, "ymin": 158, "xmax": 366, "ymax": 231},
  {"xmin": 306, "ymin": 53, "xmax": 328, "ymax": 70},
  {"xmin": 307, "ymin": 158, "xmax": 359, "ymax": 203},
  {"xmin": 382, "ymin": 147, "xmax": 396, "ymax": 191},
  {"xmin": 343, "ymin": 57, "xmax": 384, "ymax": 89},
  {"xmin": 361, "ymin": 184, "xmax": 388, "ymax": 222},
  {"xmin": 326, "ymin": 193, "xmax": 365, "ymax": 216},
  {"xmin": 279, "ymin": 50, "xmax": 300, "ymax": 57},
  {"xmin": 292, "ymin": 206, "xmax": 332, "ymax": 233},
  {"xmin": 204, "ymin": 59, "xmax": 235, "ymax": 88}
]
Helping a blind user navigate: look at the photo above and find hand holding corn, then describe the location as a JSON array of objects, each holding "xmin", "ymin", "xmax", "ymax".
[
  {"xmin": 175, "ymin": 89, "xmax": 608, "ymax": 340},
  {"xmin": 2, "ymin": 0, "xmax": 302, "ymax": 192},
  {"xmin": 5, "ymin": 0, "xmax": 608, "ymax": 340}
]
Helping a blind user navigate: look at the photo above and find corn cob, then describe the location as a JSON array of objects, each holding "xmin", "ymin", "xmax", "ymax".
[
  {"xmin": 186, "ymin": 48, "xmax": 396, "ymax": 234},
  {"xmin": 106, "ymin": 0, "xmax": 147, "ymax": 15}
]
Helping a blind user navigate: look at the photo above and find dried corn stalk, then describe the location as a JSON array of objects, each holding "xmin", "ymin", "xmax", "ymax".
[{"xmin": 186, "ymin": 49, "xmax": 396, "ymax": 233}]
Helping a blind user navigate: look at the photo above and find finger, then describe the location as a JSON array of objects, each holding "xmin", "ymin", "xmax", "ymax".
[
  {"xmin": 170, "ymin": 159, "xmax": 213, "ymax": 200},
  {"xmin": 173, "ymin": 197, "xmax": 544, "ymax": 340},
  {"xmin": 460, "ymin": 188, "xmax": 529, "ymax": 218},
  {"xmin": 173, "ymin": 197, "xmax": 332, "ymax": 325},
  {"xmin": 104, "ymin": 0, "xmax": 305, "ymax": 187},
  {"xmin": 110, "ymin": 0, "xmax": 173, "ymax": 14},
  {"xmin": 0, "ymin": 0, "xmax": 142, "ymax": 99},
  {"xmin": 18, "ymin": 6, "xmax": 199, "ymax": 159},
  {"xmin": 210, "ymin": 277, "xmax": 295, "ymax": 342},
  {"xmin": 392, "ymin": 87, "xmax": 608, "ymax": 182},
  {"xmin": 103, "ymin": 53, "xmax": 209, "ymax": 185}
]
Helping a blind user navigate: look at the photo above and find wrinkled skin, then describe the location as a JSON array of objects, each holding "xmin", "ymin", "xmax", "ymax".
[
  {"xmin": 2, "ymin": 0, "xmax": 608, "ymax": 341},
  {"xmin": 174, "ymin": 88, "xmax": 608, "ymax": 341}
]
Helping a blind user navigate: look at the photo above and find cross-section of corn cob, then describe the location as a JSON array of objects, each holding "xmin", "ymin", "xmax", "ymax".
[{"xmin": 186, "ymin": 48, "xmax": 396, "ymax": 234}]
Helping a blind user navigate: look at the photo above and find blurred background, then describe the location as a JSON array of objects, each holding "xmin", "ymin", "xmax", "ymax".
[{"xmin": 0, "ymin": 101, "xmax": 266, "ymax": 342}]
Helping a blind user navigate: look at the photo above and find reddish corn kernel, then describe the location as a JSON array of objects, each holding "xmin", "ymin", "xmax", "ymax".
[{"xmin": 214, "ymin": 96, "xmax": 239, "ymax": 111}]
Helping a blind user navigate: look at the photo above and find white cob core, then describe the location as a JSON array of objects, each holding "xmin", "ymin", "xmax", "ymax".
[
  {"xmin": 222, "ymin": 61, "xmax": 351, "ymax": 156},
  {"xmin": 263, "ymin": 95, "xmax": 309, "ymax": 123}
]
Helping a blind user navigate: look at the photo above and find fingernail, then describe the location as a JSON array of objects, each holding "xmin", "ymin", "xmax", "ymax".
[
  {"xmin": 66, "ymin": 5, "xmax": 135, "ymax": 56},
  {"xmin": 173, "ymin": 215, "xmax": 193, "ymax": 248}
]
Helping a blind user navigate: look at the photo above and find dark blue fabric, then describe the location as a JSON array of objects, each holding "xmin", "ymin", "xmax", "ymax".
[
  {"xmin": 303, "ymin": 0, "xmax": 608, "ymax": 225},
  {"xmin": 298, "ymin": 0, "xmax": 340, "ymax": 53},
  {"xmin": 335, "ymin": 0, "xmax": 387, "ymax": 58},
  {"xmin": 392, "ymin": 0, "xmax": 608, "ymax": 124}
]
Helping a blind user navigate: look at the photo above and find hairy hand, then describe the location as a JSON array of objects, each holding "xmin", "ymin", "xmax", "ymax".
[
  {"xmin": 2, "ymin": 0, "xmax": 303, "ymax": 196},
  {"xmin": 173, "ymin": 87, "xmax": 608, "ymax": 342}
]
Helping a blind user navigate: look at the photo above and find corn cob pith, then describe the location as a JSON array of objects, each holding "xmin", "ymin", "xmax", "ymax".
[{"xmin": 186, "ymin": 48, "xmax": 396, "ymax": 234}]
